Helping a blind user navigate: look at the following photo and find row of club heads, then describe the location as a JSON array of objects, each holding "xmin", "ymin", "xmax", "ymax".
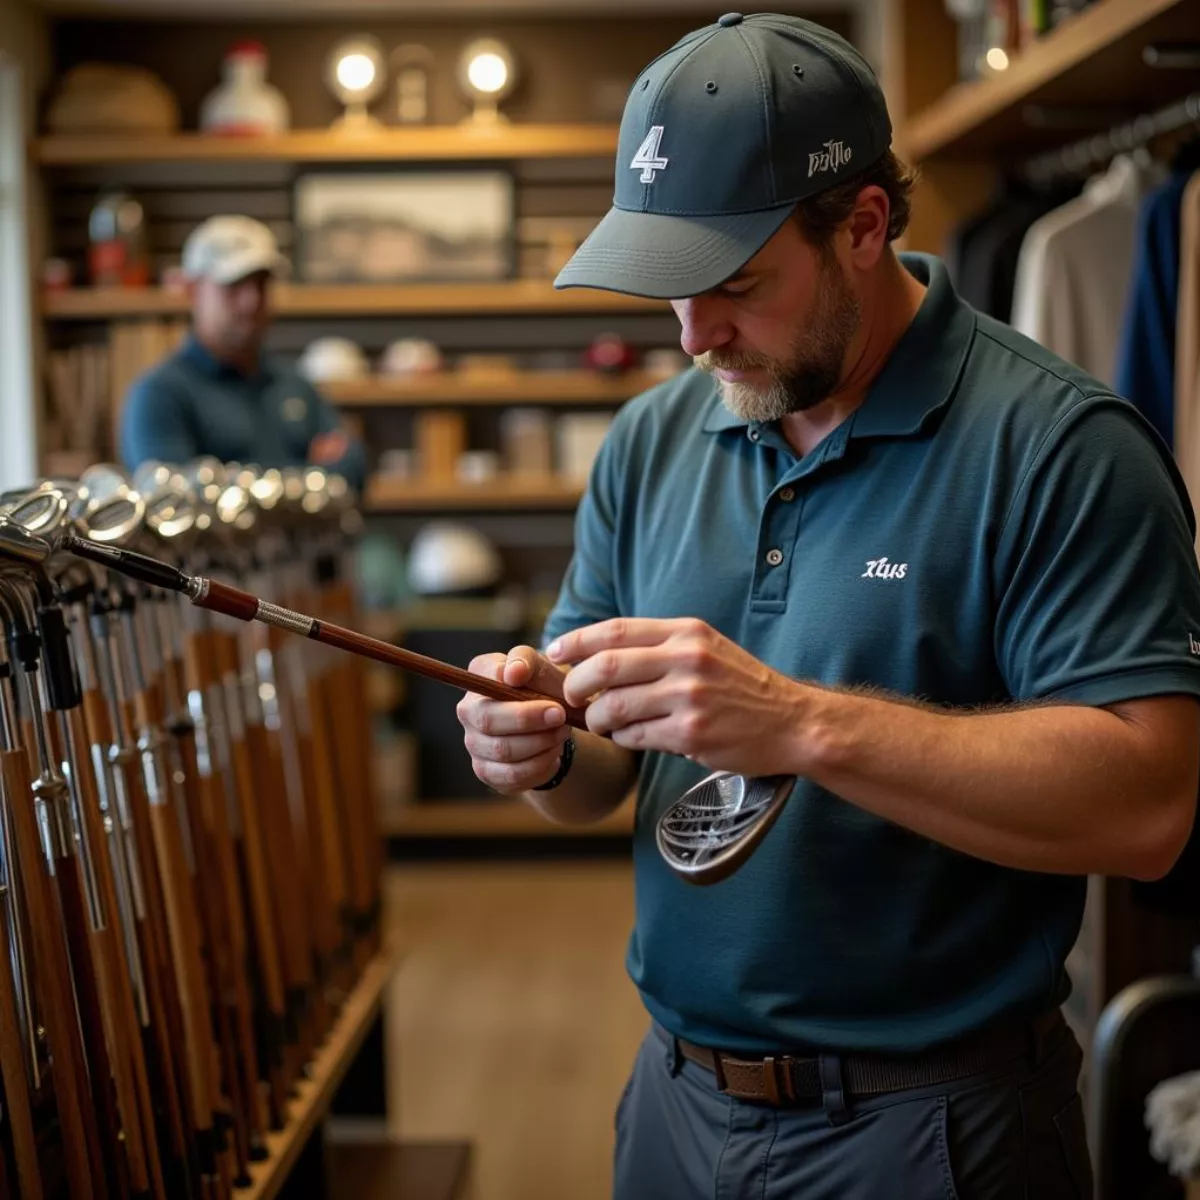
[{"xmin": 0, "ymin": 458, "xmax": 359, "ymax": 567}]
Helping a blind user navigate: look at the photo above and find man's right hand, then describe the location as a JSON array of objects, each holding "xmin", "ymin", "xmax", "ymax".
[{"xmin": 456, "ymin": 646, "xmax": 573, "ymax": 795}]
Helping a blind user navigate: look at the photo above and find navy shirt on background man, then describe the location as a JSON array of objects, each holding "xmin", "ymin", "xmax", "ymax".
[{"xmin": 119, "ymin": 215, "xmax": 366, "ymax": 488}]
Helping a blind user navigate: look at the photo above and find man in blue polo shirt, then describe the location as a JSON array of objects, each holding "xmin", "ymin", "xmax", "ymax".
[
  {"xmin": 119, "ymin": 215, "xmax": 366, "ymax": 488},
  {"xmin": 457, "ymin": 13, "xmax": 1200, "ymax": 1198}
]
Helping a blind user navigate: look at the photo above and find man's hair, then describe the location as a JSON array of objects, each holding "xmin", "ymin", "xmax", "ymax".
[{"xmin": 791, "ymin": 150, "xmax": 917, "ymax": 246}]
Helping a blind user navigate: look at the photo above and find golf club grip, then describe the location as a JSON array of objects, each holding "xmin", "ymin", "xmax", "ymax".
[{"xmin": 192, "ymin": 579, "xmax": 591, "ymax": 731}]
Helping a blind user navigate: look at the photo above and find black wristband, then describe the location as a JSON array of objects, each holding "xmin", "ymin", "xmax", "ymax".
[{"xmin": 532, "ymin": 736, "xmax": 575, "ymax": 791}]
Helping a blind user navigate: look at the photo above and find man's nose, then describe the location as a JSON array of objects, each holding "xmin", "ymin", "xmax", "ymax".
[{"xmin": 674, "ymin": 296, "xmax": 735, "ymax": 358}]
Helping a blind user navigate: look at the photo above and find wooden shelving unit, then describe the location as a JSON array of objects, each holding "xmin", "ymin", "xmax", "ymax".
[
  {"xmin": 384, "ymin": 795, "xmax": 634, "ymax": 839},
  {"xmin": 242, "ymin": 953, "xmax": 396, "ymax": 1200},
  {"xmin": 32, "ymin": 124, "xmax": 620, "ymax": 166},
  {"xmin": 902, "ymin": 0, "xmax": 1200, "ymax": 160},
  {"xmin": 41, "ymin": 282, "xmax": 666, "ymax": 320},
  {"xmin": 365, "ymin": 475, "xmax": 583, "ymax": 512},
  {"xmin": 327, "ymin": 370, "xmax": 665, "ymax": 408}
]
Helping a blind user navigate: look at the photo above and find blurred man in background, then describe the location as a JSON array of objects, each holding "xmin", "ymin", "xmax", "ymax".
[{"xmin": 119, "ymin": 215, "xmax": 366, "ymax": 488}]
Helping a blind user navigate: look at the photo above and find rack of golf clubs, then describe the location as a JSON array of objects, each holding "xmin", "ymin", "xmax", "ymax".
[{"xmin": 0, "ymin": 458, "xmax": 384, "ymax": 1200}]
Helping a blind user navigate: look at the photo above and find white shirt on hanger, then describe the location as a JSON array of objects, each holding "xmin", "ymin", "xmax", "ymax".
[{"xmin": 1010, "ymin": 153, "xmax": 1164, "ymax": 387}]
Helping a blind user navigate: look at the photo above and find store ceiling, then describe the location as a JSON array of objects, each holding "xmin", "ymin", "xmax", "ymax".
[{"xmin": 35, "ymin": 0, "xmax": 852, "ymax": 14}]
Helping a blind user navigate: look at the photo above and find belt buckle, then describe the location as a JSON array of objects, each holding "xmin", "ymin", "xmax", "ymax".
[{"xmin": 762, "ymin": 1055, "xmax": 797, "ymax": 1105}]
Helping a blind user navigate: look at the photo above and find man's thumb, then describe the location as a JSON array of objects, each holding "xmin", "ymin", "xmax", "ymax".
[{"xmin": 503, "ymin": 645, "xmax": 566, "ymax": 700}]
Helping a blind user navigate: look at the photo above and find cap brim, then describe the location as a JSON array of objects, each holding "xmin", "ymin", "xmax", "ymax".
[
  {"xmin": 554, "ymin": 204, "xmax": 794, "ymax": 300},
  {"xmin": 208, "ymin": 251, "xmax": 287, "ymax": 286}
]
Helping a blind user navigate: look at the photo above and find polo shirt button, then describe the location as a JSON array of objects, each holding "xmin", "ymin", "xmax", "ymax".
[
  {"xmin": 766, "ymin": 548, "xmax": 784, "ymax": 567},
  {"xmin": 779, "ymin": 487, "xmax": 795, "ymax": 502},
  {"xmin": 748, "ymin": 428, "xmax": 760, "ymax": 442}
]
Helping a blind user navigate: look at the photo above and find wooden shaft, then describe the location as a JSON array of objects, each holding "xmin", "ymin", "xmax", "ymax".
[
  {"xmin": 213, "ymin": 631, "xmax": 288, "ymax": 1127},
  {"xmin": 116, "ymin": 750, "xmax": 192, "ymax": 1182},
  {"xmin": 44, "ymin": 708, "xmax": 127, "ymax": 1198},
  {"xmin": 76, "ymin": 691, "xmax": 163, "ymax": 1200},
  {"xmin": 134, "ymin": 681, "xmax": 222, "ymax": 1187},
  {"xmin": 0, "ymin": 899, "xmax": 43, "ymax": 1200},
  {"xmin": 181, "ymin": 629, "xmax": 269, "ymax": 1146},
  {"xmin": 172, "ymin": 724, "xmax": 249, "ymax": 1187},
  {"xmin": 194, "ymin": 576, "xmax": 588, "ymax": 729},
  {"xmin": 0, "ymin": 748, "xmax": 96, "ymax": 1200}
]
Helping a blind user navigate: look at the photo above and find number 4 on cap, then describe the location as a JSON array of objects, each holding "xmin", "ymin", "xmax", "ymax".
[{"xmin": 631, "ymin": 126, "xmax": 669, "ymax": 183}]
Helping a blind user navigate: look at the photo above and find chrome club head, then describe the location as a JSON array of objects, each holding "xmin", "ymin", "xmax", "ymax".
[
  {"xmin": 72, "ymin": 464, "xmax": 146, "ymax": 546},
  {"xmin": 655, "ymin": 771, "xmax": 796, "ymax": 885},
  {"xmin": 132, "ymin": 462, "xmax": 198, "ymax": 548}
]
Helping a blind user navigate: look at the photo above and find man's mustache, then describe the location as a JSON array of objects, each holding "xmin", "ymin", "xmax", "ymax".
[{"xmin": 694, "ymin": 350, "xmax": 779, "ymax": 375}]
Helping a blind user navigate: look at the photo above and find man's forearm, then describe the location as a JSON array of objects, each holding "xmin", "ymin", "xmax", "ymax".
[
  {"xmin": 792, "ymin": 686, "xmax": 1199, "ymax": 880},
  {"xmin": 522, "ymin": 730, "xmax": 638, "ymax": 825}
]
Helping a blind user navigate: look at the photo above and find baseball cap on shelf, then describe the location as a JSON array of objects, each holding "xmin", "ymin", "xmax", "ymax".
[
  {"xmin": 555, "ymin": 12, "xmax": 892, "ymax": 300},
  {"xmin": 182, "ymin": 215, "xmax": 287, "ymax": 285}
]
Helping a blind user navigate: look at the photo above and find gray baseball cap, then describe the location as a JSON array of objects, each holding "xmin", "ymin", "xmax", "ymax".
[{"xmin": 554, "ymin": 12, "xmax": 891, "ymax": 300}]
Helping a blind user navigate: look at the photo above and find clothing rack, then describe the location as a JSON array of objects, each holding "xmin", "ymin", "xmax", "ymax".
[{"xmin": 1022, "ymin": 91, "xmax": 1200, "ymax": 183}]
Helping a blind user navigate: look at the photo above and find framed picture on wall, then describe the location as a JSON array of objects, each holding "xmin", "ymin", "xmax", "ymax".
[{"xmin": 293, "ymin": 168, "xmax": 516, "ymax": 283}]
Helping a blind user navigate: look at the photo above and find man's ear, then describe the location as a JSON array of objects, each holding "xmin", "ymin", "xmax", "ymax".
[{"xmin": 845, "ymin": 185, "xmax": 890, "ymax": 269}]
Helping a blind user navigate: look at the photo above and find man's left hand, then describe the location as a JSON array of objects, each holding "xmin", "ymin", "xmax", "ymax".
[{"xmin": 546, "ymin": 617, "xmax": 805, "ymax": 776}]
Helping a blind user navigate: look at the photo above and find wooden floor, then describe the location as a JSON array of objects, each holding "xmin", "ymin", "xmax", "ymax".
[{"xmin": 381, "ymin": 860, "xmax": 648, "ymax": 1200}]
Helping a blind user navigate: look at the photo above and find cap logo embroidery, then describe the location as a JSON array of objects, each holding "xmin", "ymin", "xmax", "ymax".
[
  {"xmin": 630, "ymin": 125, "xmax": 669, "ymax": 183},
  {"xmin": 808, "ymin": 139, "xmax": 852, "ymax": 178}
]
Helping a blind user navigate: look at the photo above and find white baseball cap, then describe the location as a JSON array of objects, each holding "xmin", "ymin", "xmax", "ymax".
[{"xmin": 182, "ymin": 215, "xmax": 287, "ymax": 284}]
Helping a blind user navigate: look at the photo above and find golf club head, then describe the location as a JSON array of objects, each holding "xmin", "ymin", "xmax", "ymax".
[
  {"xmin": 2, "ymin": 483, "xmax": 76, "ymax": 547},
  {"xmin": 72, "ymin": 464, "xmax": 146, "ymax": 546},
  {"xmin": 655, "ymin": 772, "xmax": 796, "ymax": 885},
  {"xmin": 132, "ymin": 461, "xmax": 198, "ymax": 550},
  {"xmin": 0, "ymin": 522, "xmax": 52, "ymax": 568}
]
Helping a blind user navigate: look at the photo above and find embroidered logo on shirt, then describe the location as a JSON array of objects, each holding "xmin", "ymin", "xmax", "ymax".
[
  {"xmin": 630, "ymin": 126, "xmax": 669, "ymax": 183},
  {"xmin": 862, "ymin": 557, "xmax": 907, "ymax": 580},
  {"xmin": 1189, "ymin": 633, "xmax": 1200, "ymax": 657},
  {"xmin": 808, "ymin": 139, "xmax": 852, "ymax": 178},
  {"xmin": 281, "ymin": 396, "xmax": 308, "ymax": 423}
]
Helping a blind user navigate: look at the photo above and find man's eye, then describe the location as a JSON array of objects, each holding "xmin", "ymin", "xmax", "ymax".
[{"xmin": 720, "ymin": 280, "xmax": 756, "ymax": 297}]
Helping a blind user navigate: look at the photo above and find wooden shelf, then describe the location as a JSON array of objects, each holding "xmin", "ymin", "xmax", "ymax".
[
  {"xmin": 327, "ymin": 370, "xmax": 666, "ymax": 408},
  {"xmin": 242, "ymin": 953, "xmax": 396, "ymax": 1200},
  {"xmin": 365, "ymin": 475, "xmax": 584, "ymax": 511},
  {"xmin": 902, "ymin": 0, "xmax": 1200, "ymax": 160},
  {"xmin": 32, "ymin": 124, "xmax": 620, "ymax": 165},
  {"xmin": 384, "ymin": 795, "xmax": 634, "ymax": 839},
  {"xmin": 41, "ymin": 282, "xmax": 665, "ymax": 320}
]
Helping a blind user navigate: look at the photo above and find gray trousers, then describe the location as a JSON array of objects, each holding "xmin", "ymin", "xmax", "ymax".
[{"xmin": 613, "ymin": 1018, "xmax": 1094, "ymax": 1200}]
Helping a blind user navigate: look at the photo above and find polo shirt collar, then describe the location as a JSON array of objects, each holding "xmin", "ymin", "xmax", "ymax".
[
  {"xmin": 179, "ymin": 333, "xmax": 269, "ymax": 383},
  {"xmin": 700, "ymin": 252, "xmax": 974, "ymax": 440}
]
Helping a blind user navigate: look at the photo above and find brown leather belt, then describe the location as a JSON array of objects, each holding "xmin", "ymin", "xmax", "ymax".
[{"xmin": 673, "ymin": 1008, "xmax": 1063, "ymax": 1106}]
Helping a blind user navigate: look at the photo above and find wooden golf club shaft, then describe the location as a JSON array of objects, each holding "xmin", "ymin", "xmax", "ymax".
[{"xmin": 62, "ymin": 535, "xmax": 588, "ymax": 729}]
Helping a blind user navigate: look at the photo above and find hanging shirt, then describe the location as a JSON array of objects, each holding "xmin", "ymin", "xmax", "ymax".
[
  {"xmin": 1011, "ymin": 154, "xmax": 1164, "ymax": 387},
  {"xmin": 1113, "ymin": 155, "xmax": 1200, "ymax": 449},
  {"xmin": 948, "ymin": 178, "xmax": 1081, "ymax": 323}
]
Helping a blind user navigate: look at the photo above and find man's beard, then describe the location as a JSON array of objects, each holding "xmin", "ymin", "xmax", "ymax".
[{"xmin": 695, "ymin": 255, "xmax": 861, "ymax": 422}]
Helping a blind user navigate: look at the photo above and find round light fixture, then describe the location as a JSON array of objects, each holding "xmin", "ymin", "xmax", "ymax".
[
  {"xmin": 457, "ymin": 37, "xmax": 518, "ymax": 126},
  {"xmin": 326, "ymin": 35, "xmax": 386, "ymax": 131}
]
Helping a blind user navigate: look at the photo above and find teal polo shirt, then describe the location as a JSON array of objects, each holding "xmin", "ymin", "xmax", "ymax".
[
  {"xmin": 543, "ymin": 252, "xmax": 1200, "ymax": 1055},
  {"xmin": 119, "ymin": 335, "xmax": 366, "ymax": 489}
]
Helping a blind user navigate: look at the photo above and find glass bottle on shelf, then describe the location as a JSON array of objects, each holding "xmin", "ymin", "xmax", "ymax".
[{"xmin": 87, "ymin": 190, "xmax": 150, "ymax": 288}]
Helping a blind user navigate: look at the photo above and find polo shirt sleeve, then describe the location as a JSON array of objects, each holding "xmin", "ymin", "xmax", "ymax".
[
  {"xmin": 118, "ymin": 370, "xmax": 199, "ymax": 472},
  {"xmin": 993, "ymin": 395, "xmax": 1200, "ymax": 705},
  {"xmin": 540, "ymin": 421, "xmax": 626, "ymax": 653}
]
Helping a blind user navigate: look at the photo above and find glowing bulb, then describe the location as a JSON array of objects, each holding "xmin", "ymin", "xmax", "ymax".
[
  {"xmin": 467, "ymin": 52, "xmax": 508, "ymax": 95},
  {"xmin": 337, "ymin": 52, "xmax": 377, "ymax": 94},
  {"xmin": 985, "ymin": 47, "xmax": 1010, "ymax": 71}
]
